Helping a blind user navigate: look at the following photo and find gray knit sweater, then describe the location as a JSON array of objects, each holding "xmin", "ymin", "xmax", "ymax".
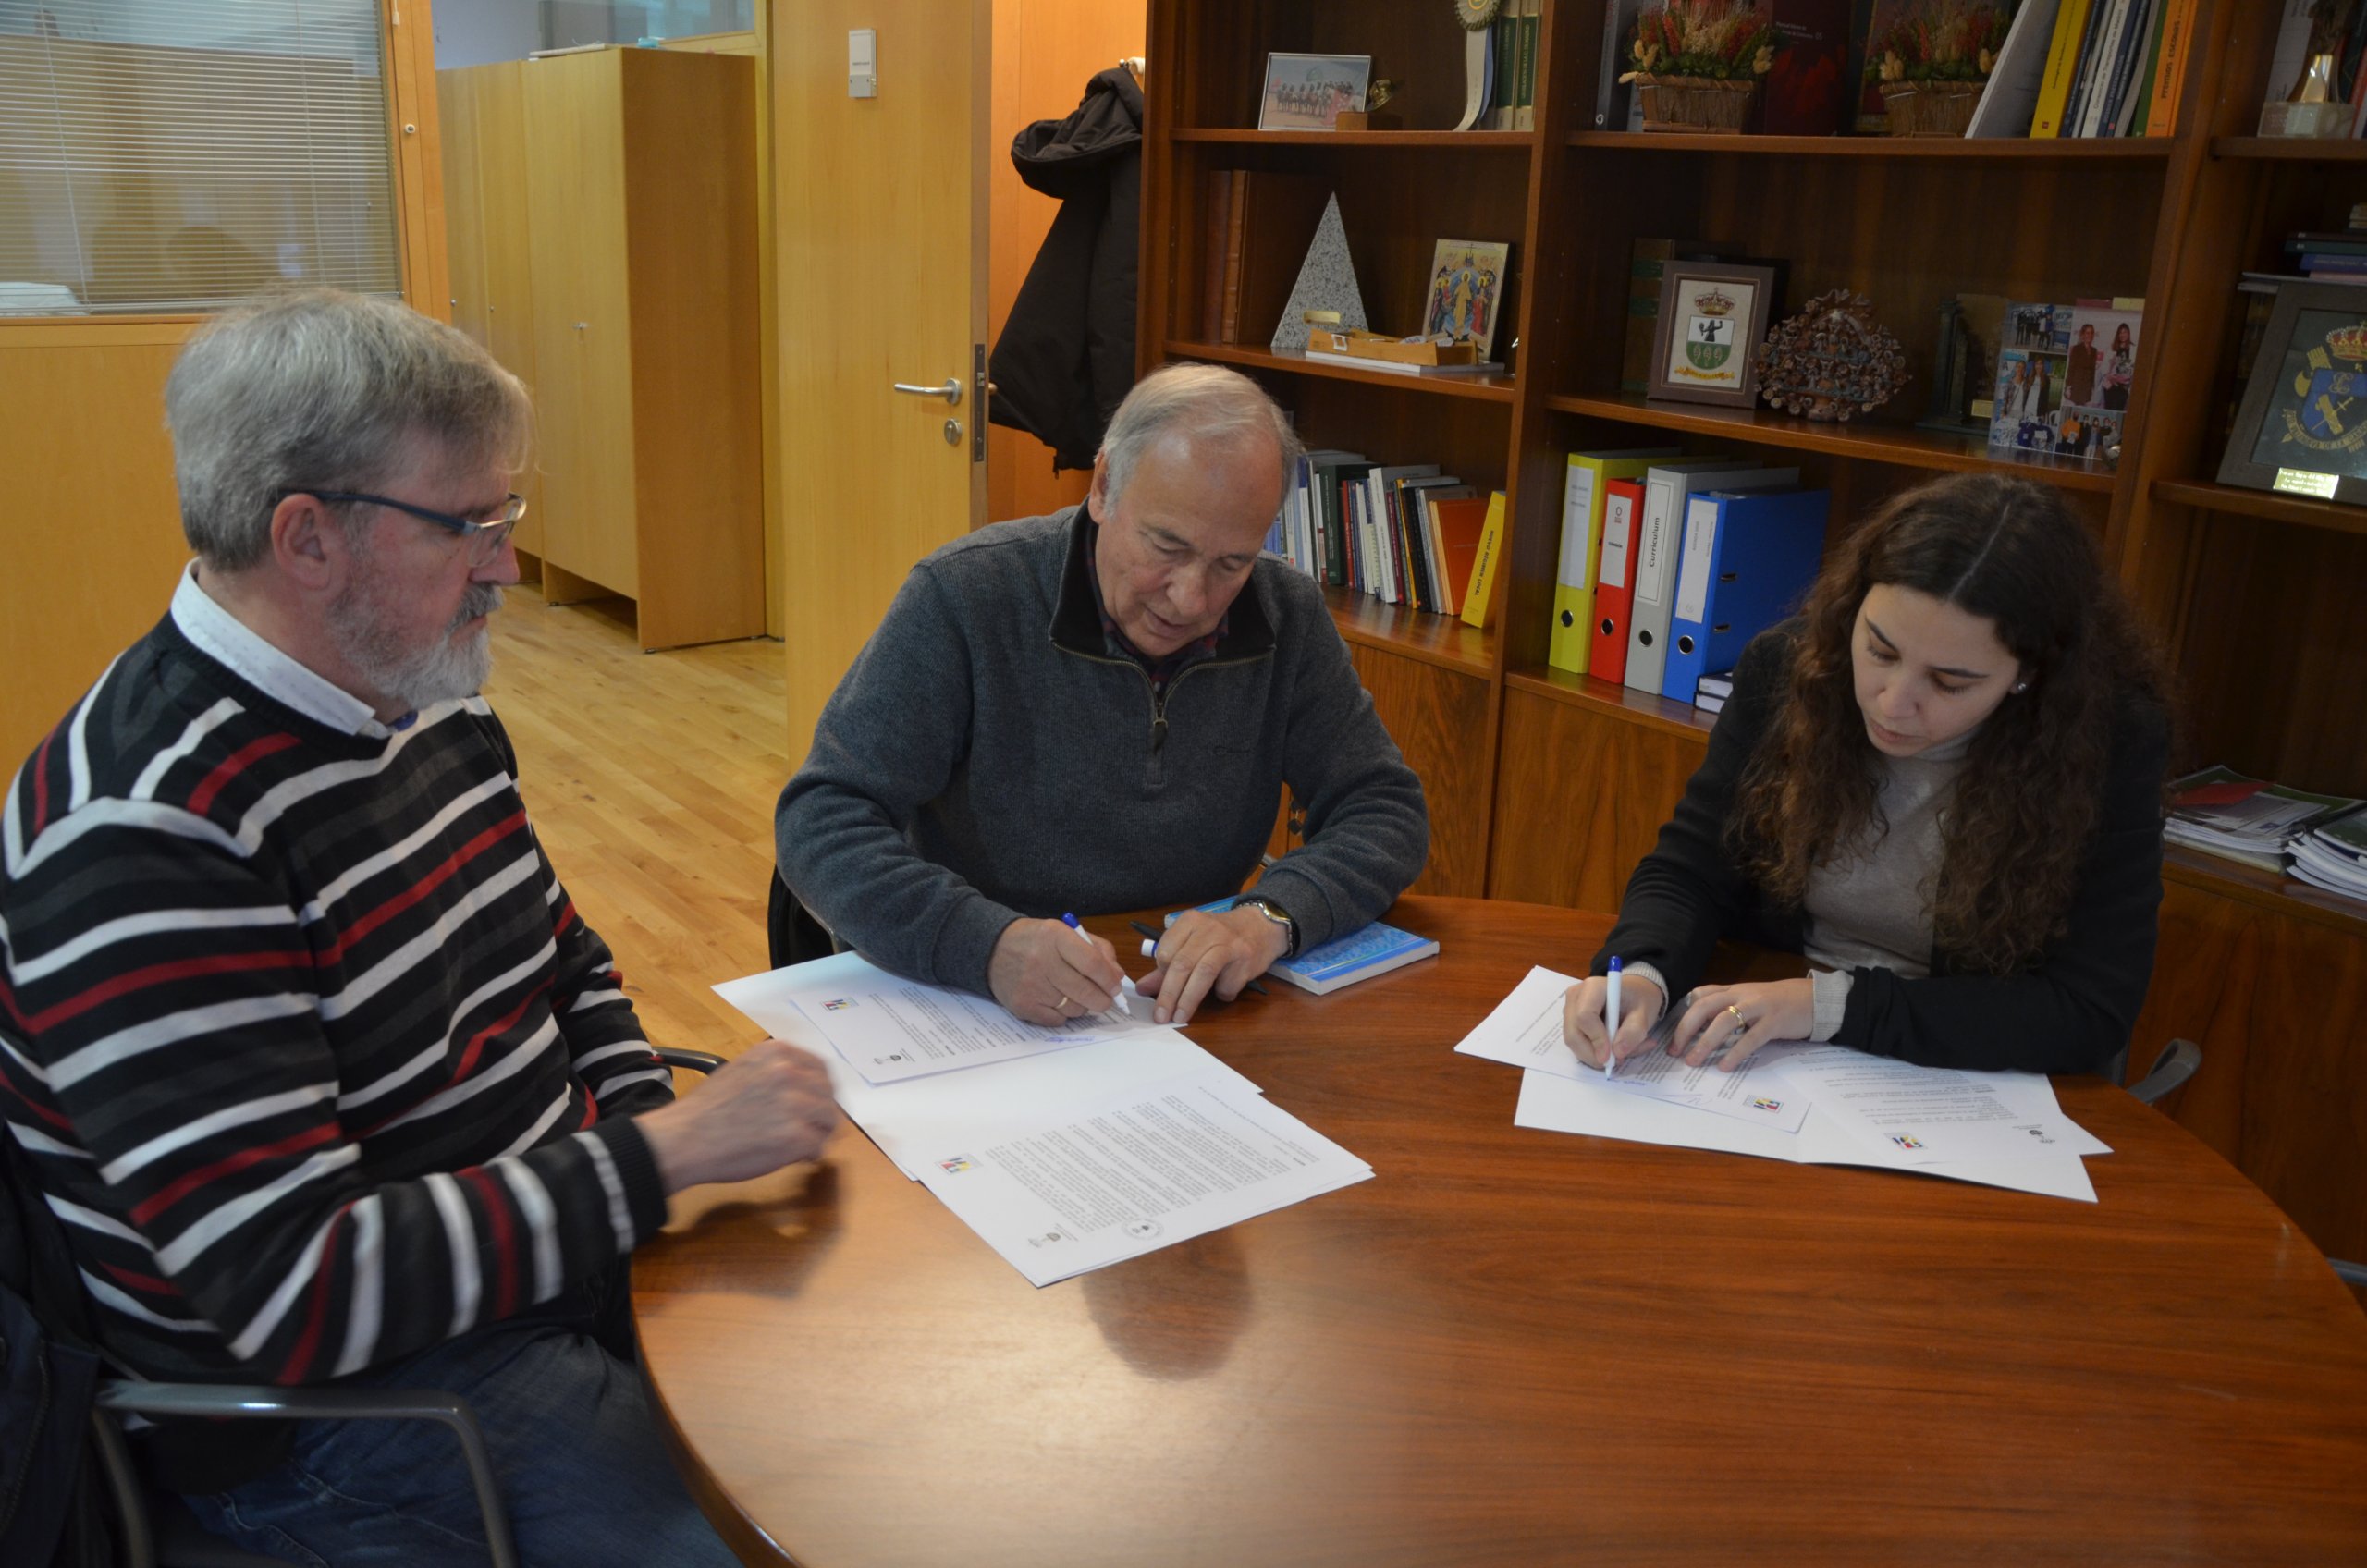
[{"xmin": 776, "ymin": 507, "xmax": 1429, "ymax": 995}]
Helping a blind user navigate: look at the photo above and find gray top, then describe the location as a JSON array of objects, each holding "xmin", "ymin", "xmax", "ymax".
[
  {"xmin": 776, "ymin": 507, "xmax": 1430, "ymax": 996},
  {"xmin": 1627, "ymin": 723, "xmax": 1977, "ymax": 1042}
]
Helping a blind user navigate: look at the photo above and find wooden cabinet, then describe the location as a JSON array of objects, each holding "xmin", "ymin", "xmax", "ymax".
[
  {"xmin": 1140, "ymin": 1, "xmax": 2367, "ymax": 1260},
  {"xmin": 442, "ymin": 45, "xmax": 763, "ymax": 652}
]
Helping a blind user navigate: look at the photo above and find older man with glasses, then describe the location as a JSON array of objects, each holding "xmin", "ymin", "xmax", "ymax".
[{"xmin": 0, "ymin": 289, "xmax": 835, "ymax": 1566}]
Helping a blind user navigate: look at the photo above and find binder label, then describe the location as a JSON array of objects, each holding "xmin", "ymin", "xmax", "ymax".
[{"xmin": 1600, "ymin": 491, "xmax": 1633, "ymax": 589}]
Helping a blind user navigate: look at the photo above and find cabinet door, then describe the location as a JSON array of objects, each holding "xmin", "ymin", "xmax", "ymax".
[
  {"xmin": 521, "ymin": 53, "xmax": 590, "ymax": 581},
  {"xmin": 567, "ymin": 50, "xmax": 639, "ymax": 599},
  {"xmin": 473, "ymin": 61, "xmax": 544, "ymax": 561},
  {"xmin": 435, "ymin": 67, "xmax": 487, "ymax": 344}
]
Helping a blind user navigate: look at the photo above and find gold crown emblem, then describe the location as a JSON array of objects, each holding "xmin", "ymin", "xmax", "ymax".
[
  {"xmin": 1693, "ymin": 287, "xmax": 1735, "ymax": 317},
  {"xmin": 2327, "ymin": 322, "xmax": 2367, "ymax": 363}
]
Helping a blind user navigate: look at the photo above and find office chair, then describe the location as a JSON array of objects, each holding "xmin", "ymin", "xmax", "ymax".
[
  {"xmin": 767, "ymin": 872, "xmax": 841, "ymax": 969},
  {"xmin": 5, "ymin": 1048, "xmax": 722, "ymax": 1568},
  {"xmin": 2104, "ymin": 1037, "xmax": 2201, "ymax": 1108}
]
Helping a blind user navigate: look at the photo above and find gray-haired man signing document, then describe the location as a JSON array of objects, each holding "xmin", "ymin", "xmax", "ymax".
[{"xmin": 777, "ymin": 364, "xmax": 1429, "ymax": 1027}]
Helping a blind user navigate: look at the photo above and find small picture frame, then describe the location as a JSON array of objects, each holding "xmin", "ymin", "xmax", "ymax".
[
  {"xmin": 1258, "ymin": 53, "xmax": 1374, "ymax": 132},
  {"xmin": 1647, "ymin": 261, "xmax": 1778, "ymax": 408},
  {"xmin": 2219, "ymin": 281, "xmax": 2367, "ymax": 505},
  {"xmin": 1423, "ymin": 239, "xmax": 1512, "ymax": 361}
]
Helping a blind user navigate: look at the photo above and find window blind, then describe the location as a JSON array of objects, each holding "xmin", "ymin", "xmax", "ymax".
[{"xmin": 0, "ymin": 0, "xmax": 401, "ymax": 317}]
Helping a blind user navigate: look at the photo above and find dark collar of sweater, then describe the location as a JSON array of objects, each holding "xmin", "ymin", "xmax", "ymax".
[{"xmin": 1050, "ymin": 503, "xmax": 1278, "ymax": 679}]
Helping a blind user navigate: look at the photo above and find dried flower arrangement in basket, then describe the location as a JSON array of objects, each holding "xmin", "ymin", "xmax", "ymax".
[
  {"xmin": 1755, "ymin": 290, "xmax": 1911, "ymax": 422},
  {"xmin": 1618, "ymin": 0, "xmax": 1778, "ymax": 135},
  {"xmin": 1867, "ymin": 0, "xmax": 2011, "ymax": 137}
]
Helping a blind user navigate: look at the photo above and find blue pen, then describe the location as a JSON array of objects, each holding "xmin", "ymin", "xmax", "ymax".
[
  {"xmin": 1603, "ymin": 958, "xmax": 1622, "ymax": 1079},
  {"xmin": 1061, "ymin": 913, "xmax": 1120, "ymax": 1013}
]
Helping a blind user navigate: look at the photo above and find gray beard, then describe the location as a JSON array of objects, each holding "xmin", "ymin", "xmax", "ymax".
[{"xmin": 330, "ymin": 580, "xmax": 504, "ymax": 714}]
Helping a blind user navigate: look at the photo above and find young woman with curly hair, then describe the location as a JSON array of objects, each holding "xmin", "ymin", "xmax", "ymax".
[{"xmin": 1561, "ymin": 472, "xmax": 2172, "ymax": 1076}]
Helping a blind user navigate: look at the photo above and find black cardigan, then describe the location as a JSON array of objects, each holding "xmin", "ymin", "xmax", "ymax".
[{"xmin": 1592, "ymin": 627, "xmax": 2168, "ymax": 1074}]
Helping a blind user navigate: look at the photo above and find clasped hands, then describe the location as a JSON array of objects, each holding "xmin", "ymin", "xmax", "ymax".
[
  {"xmin": 1561, "ymin": 974, "xmax": 1815, "ymax": 1073},
  {"xmin": 987, "ymin": 907, "xmax": 1289, "ymax": 1027}
]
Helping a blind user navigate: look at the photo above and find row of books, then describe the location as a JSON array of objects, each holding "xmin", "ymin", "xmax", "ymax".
[
  {"xmin": 1472, "ymin": 0, "xmax": 1542, "ymax": 132},
  {"xmin": 2166, "ymin": 766, "xmax": 2367, "ymax": 908},
  {"xmin": 1265, "ymin": 452, "xmax": 1506, "ymax": 628},
  {"xmin": 1585, "ymin": 1, "xmax": 2192, "ymax": 141},
  {"xmin": 2028, "ymin": 0, "xmax": 2195, "ymax": 141},
  {"xmin": 1545, "ymin": 449, "xmax": 1828, "ymax": 705}
]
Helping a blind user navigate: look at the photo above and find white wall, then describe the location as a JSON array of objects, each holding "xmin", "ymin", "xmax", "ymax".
[{"xmin": 433, "ymin": 0, "xmax": 538, "ymax": 68}]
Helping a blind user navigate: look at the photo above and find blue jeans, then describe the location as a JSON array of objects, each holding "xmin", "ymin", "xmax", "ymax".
[{"xmin": 178, "ymin": 1305, "xmax": 739, "ymax": 1567}]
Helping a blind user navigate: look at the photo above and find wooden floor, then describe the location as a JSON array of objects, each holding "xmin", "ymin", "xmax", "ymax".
[{"xmin": 484, "ymin": 584, "xmax": 786, "ymax": 1058}]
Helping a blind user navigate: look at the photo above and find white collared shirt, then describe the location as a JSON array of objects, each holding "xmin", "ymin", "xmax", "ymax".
[{"xmin": 168, "ymin": 561, "xmax": 393, "ymax": 738}]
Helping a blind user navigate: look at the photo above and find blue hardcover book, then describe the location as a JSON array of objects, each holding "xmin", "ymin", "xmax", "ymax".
[
  {"xmin": 1169, "ymin": 900, "xmax": 1440, "ymax": 996},
  {"xmin": 1659, "ymin": 487, "xmax": 1830, "ymax": 703}
]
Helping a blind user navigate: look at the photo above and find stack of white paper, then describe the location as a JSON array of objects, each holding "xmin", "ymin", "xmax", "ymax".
[
  {"xmin": 714, "ymin": 952, "xmax": 1372, "ymax": 1282},
  {"xmin": 1455, "ymin": 967, "xmax": 2110, "ymax": 1202}
]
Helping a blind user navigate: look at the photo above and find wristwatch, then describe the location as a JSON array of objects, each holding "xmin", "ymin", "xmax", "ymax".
[{"xmin": 1231, "ymin": 894, "xmax": 1300, "ymax": 959}]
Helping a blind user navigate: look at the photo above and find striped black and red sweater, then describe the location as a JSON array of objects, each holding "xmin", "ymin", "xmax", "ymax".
[{"xmin": 0, "ymin": 572, "xmax": 674, "ymax": 1395}]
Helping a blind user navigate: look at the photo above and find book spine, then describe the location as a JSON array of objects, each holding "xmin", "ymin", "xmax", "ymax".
[
  {"xmin": 1596, "ymin": 0, "xmax": 1626, "ymax": 128},
  {"xmin": 1516, "ymin": 0, "xmax": 1539, "ymax": 132},
  {"xmin": 2030, "ymin": 0, "xmax": 2093, "ymax": 137},
  {"xmin": 1495, "ymin": 13, "xmax": 1516, "ymax": 130},
  {"xmin": 1462, "ymin": 491, "xmax": 1507, "ymax": 630},
  {"xmin": 2125, "ymin": 0, "xmax": 2167, "ymax": 135},
  {"xmin": 1218, "ymin": 174, "xmax": 1249, "ymax": 345},
  {"xmin": 2086, "ymin": 0, "xmax": 2140, "ymax": 137},
  {"xmin": 2143, "ymin": 0, "xmax": 2197, "ymax": 138},
  {"xmin": 2062, "ymin": 0, "xmax": 2114, "ymax": 137}
]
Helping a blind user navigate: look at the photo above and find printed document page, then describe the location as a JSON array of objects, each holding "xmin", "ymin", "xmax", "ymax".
[
  {"xmin": 915, "ymin": 1073, "xmax": 1374, "ymax": 1286},
  {"xmin": 1453, "ymin": 965, "xmax": 1811, "ymax": 1133},
  {"xmin": 1513, "ymin": 1070, "xmax": 2098, "ymax": 1202},
  {"xmin": 715, "ymin": 950, "xmax": 1174, "ymax": 1086},
  {"xmin": 1764, "ymin": 1046, "xmax": 2109, "ymax": 1164}
]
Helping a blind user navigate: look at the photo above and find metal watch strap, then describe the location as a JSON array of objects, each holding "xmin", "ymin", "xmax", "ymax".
[{"xmin": 1233, "ymin": 895, "xmax": 1300, "ymax": 958}]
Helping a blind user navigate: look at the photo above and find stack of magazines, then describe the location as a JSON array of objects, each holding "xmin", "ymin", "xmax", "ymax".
[
  {"xmin": 2290, "ymin": 811, "xmax": 2367, "ymax": 906},
  {"xmin": 2165, "ymin": 766, "xmax": 2364, "ymax": 875}
]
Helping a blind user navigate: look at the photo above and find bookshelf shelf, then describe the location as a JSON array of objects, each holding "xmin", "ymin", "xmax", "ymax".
[
  {"xmin": 2211, "ymin": 136, "xmax": 2367, "ymax": 162},
  {"xmin": 1546, "ymin": 391, "xmax": 2121, "ymax": 493},
  {"xmin": 1170, "ymin": 341, "xmax": 1520, "ymax": 403},
  {"xmin": 1173, "ymin": 128, "xmax": 1537, "ymax": 151},
  {"xmin": 1325, "ymin": 587, "xmax": 1495, "ymax": 679},
  {"xmin": 1504, "ymin": 665, "xmax": 1718, "ymax": 743},
  {"xmin": 2151, "ymin": 478, "xmax": 2367, "ymax": 538},
  {"xmin": 1568, "ymin": 130, "xmax": 2176, "ymax": 160},
  {"xmin": 2165, "ymin": 848, "xmax": 2367, "ymax": 943}
]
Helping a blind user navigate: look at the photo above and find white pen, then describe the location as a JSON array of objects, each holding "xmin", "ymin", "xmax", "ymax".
[
  {"xmin": 1060, "ymin": 913, "xmax": 1121, "ymax": 1013},
  {"xmin": 1603, "ymin": 957, "xmax": 1622, "ymax": 1079}
]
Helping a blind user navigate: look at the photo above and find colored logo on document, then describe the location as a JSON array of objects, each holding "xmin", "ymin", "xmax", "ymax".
[
  {"xmin": 1748, "ymin": 1097, "xmax": 1784, "ymax": 1113},
  {"xmin": 821, "ymin": 998, "xmax": 855, "ymax": 1011},
  {"xmin": 1889, "ymin": 1134, "xmax": 1925, "ymax": 1150},
  {"xmin": 938, "ymin": 1157, "xmax": 975, "ymax": 1174}
]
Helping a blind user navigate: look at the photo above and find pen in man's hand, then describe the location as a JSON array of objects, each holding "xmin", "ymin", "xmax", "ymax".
[
  {"xmin": 1059, "ymin": 913, "xmax": 1122, "ymax": 1012},
  {"xmin": 1127, "ymin": 918, "xmax": 1269, "ymax": 996},
  {"xmin": 1603, "ymin": 957, "xmax": 1622, "ymax": 1080}
]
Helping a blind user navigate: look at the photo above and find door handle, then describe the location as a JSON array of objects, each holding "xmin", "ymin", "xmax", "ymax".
[{"xmin": 891, "ymin": 378, "xmax": 963, "ymax": 406}]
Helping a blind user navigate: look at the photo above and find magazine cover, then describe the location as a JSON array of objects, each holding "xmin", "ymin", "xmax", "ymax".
[{"xmin": 2054, "ymin": 301, "xmax": 2141, "ymax": 465}]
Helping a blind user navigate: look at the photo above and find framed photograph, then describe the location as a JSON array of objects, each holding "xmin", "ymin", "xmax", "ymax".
[
  {"xmin": 1258, "ymin": 53, "xmax": 1373, "ymax": 132},
  {"xmin": 2219, "ymin": 281, "xmax": 2367, "ymax": 504},
  {"xmin": 1647, "ymin": 261, "xmax": 1777, "ymax": 408},
  {"xmin": 1423, "ymin": 239, "xmax": 1512, "ymax": 361}
]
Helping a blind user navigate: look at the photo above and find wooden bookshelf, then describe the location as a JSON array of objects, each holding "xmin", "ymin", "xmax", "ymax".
[
  {"xmin": 1142, "ymin": 0, "xmax": 2367, "ymax": 1260},
  {"xmin": 1570, "ymin": 129, "xmax": 2176, "ymax": 160},
  {"xmin": 2212, "ymin": 135, "xmax": 2367, "ymax": 162},
  {"xmin": 2151, "ymin": 477, "xmax": 2367, "ymax": 538},
  {"xmin": 1172, "ymin": 341, "xmax": 1519, "ymax": 402},
  {"xmin": 1173, "ymin": 128, "xmax": 1536, "ymax": 150},
  {"xmin": 1548, "ymin": 391, "xmax": 2121, "ymax": 492}
]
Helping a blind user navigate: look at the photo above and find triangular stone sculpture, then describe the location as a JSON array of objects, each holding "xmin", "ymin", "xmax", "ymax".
[{"xmin": 1268, "ymin": 193, "xmax": 1368, "ymax": 354}]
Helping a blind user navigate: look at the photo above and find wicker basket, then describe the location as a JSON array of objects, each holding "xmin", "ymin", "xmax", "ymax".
[
  {"xmin": 1879, "ymin": 80, "xmax": 1986, "ymax": 138},
  {"xmin": 1632, "ymin": 74, "xmax": 1759, "ymax": 135}
]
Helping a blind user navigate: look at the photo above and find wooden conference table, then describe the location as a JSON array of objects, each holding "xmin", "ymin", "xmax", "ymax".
[{"xmin": 633, "ymin": 897, "xmax": 2367, "ymax": 1566}]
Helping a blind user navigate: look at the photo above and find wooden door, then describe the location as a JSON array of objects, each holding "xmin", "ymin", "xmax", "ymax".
[
  {"xmin": 771, "ymin": 0, "xmax": 989, "ymax": 768},
  {"xmin": 473, "ymin": 60, "xmax": 545, "ymax": 562}
]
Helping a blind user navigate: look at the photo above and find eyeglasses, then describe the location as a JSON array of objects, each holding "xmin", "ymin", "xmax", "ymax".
[{"xmin": 284, "ymin": 489, "xmax": 527, "ymax": 567}]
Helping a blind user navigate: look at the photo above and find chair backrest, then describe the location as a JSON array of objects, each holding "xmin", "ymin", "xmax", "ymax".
[
  {"xmin": 0, "ymin": 1123, "xmax": 115, "ymax": 1566},
  {"xmin": 767, "ymin": 873, "xmax": 840, "ymax": 970}
]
